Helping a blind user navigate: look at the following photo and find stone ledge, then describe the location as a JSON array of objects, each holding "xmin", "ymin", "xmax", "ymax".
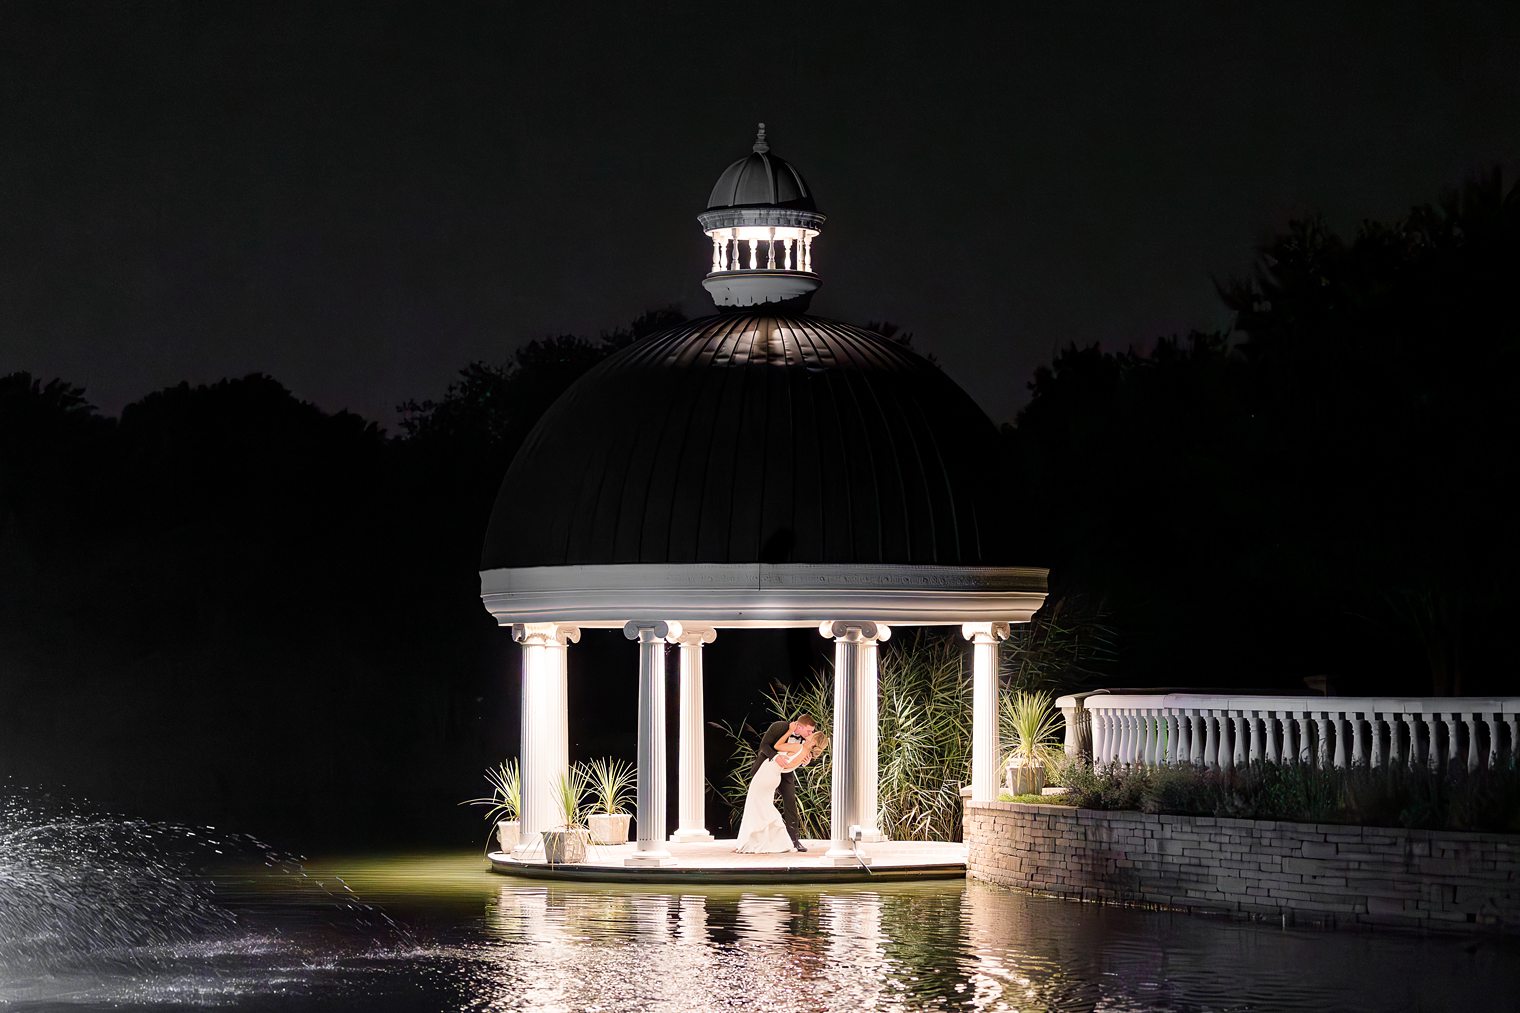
[{"xmin": 963, "ymin": 801, "xmax": 1520, "ymax": 935}]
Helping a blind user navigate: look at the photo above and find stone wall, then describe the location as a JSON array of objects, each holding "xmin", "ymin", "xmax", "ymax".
[{"xmin": 965, "ymin": 801, "xmax": 1520, "ymax": 932}]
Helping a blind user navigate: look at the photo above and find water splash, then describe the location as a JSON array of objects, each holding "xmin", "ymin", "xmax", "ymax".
[
  {"xmin": 0, "ymin": 786, "xmax": 409, "ymax": 1006},
  {"xmin": 0, "ymin": 789, "xmax": 239, "ymax": 971}
]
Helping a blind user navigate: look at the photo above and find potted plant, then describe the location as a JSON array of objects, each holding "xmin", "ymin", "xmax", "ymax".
[
  {"xmin": 462, "ymin": 759, "xmax": 521, "ymax": 853},
  {"xmin": 1002, "ymin": 690, "xmax": 1062, "ymax": 796},
  {"xmin": 541, "ymin": 767, "xmax": 590, "ymax": 865},
  {"xmin": 580, "ymin": 757, "xmax": 635, "ymax": 845}
]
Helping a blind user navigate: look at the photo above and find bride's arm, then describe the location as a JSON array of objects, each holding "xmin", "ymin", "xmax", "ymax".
[
  {"xmin": 776, "ymin": 748, "xmax": 808, "ymax": 771},
  {"xmin": 776, "ymin": 734, "xmax": 816, "ymax": 771}
]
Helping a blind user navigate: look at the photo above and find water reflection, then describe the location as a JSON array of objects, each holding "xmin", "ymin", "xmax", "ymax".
[
  {"xmin": 5, "ymin": 848, "xmax": 1519, "ymax": 1011},
  {"xmin": 453, "ymin": 876, "xmax": 1520, "ymax": 1012}
]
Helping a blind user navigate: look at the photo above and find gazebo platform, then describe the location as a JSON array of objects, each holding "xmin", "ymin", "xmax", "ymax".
[{"xmin": 488, "ymin": 839, "xmax": 967, "ymax": 884}]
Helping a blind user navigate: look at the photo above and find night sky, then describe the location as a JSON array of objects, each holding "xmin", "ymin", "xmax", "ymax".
[{"xmin": 4, "ymin": 1, "xmax": 1517, "ymax": 428}]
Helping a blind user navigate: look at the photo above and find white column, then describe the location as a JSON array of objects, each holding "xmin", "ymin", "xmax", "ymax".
[
  {"xmin": 963, "ymin": 622, "xmax": 1010, "ymax": 803},
  {"xmin": 821, "ymin": 620, "xmax": 885, "ymax": 863},
  {"xmin": 669, "ymin": 626, "xmax": 717, "ymax": 843},
  {"xmin": 767, "ymin": 227, "xmax": 777, "ymax": 268},
  {"xmin": 624, "ymin": 620, "xmax": 674, "ymax": 866},
  {"xmin": 510, "ymin": 622, "xmax": 579, "ymax": 857},
  {"xmin": 859, "ymin": 629, "xmax": 889, "ymax": 841}
]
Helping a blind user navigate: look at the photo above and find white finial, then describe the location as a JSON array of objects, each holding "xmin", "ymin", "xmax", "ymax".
[{"xmin": 753, "ymin": 122, "xmax": 769, "ymax": 153}]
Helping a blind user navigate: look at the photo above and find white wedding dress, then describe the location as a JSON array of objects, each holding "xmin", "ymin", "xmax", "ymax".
[{"xmin": 734, "ymin": 757, "xmax": 795, "ymax": 854}]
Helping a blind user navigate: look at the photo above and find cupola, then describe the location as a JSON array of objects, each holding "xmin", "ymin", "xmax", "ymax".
[{"xmin": 697, "ymin": 124, "xmax": 826, "ymax": 311}]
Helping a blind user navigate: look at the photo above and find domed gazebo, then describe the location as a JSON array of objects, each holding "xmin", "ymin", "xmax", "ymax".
[{"xmin": 481, "ymin": 125, "xmax": 1047, "ymax": 872}]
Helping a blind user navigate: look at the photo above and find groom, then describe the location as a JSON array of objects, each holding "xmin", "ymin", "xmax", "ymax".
[{"xmin": 752, "ymin": 712, "xmax": 817, "ymax": 852}]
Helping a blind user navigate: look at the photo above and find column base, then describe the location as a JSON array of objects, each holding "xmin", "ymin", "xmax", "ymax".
[
  {"xmin": 823, "ymin": 845, "xmax": 873, "ymax": 867},
  {"xmin": 669, "ymin": 829, "xmax": 714, "ymax": 844},
  {"xmin": 625, "ymin": 849, "xmax": 675, "ymax": 867},
  {"xmin": 509, "ymin": 835, "xmax": 542, "ymax": 860}
]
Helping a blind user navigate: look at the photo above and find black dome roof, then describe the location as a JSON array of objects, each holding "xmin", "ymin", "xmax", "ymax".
[
  {"xmin": 706, "ymin": 149, "xmax": 815, "ymax": 211},
  {"xmin": 481, "ymin": 314, "xmax": 1012, "ymax": 570}
]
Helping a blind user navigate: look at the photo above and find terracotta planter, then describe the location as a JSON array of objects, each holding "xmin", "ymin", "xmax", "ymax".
[
  {"xmin": 542, "ymin": 828, "xmax": 589, "ymax": 864},
  {"xmin": 587, "ymin": 813, "xmax": 631, "ymax": 845},
  {"xmin": 1005, "ymin": 758, "xmax": 1046, "ymax": 797},
  {"xmin": 495, "ymin": 820, "xmax": 521, "ymax": 854}
]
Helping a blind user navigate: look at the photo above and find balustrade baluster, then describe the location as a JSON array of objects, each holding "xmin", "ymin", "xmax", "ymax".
[{"xmin": 1332, "ymin": 714, "xmax": 1348, "ymax": 768}]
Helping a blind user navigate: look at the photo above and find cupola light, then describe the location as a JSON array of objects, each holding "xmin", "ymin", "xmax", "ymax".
[{"xmin": 698, "ymin": 124, "xmax": 826, "ymax": 310}]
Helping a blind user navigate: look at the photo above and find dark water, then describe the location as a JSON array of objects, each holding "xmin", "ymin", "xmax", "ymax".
[{"xmin": 2, "ymin": 852, "xmax": 1516, "ymax": 1012}]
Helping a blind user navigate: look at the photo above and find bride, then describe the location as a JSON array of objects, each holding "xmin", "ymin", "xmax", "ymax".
[{"xmin": 735, "ymin": 731, "xmax": 827, "ymax": 854}]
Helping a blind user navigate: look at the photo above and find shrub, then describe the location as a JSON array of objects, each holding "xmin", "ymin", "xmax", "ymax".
[{"xmin": 1045, "ymin": 758, "xmax": 1520, "ymax": 832}]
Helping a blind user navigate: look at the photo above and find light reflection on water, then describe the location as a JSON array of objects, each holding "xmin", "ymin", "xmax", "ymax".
[{"xmin": 4, "ymin": 852, "xmax": 1518, "ymax": 1011}]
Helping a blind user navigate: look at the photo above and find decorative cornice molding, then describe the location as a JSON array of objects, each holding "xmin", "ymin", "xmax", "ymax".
[
  {"xmin": 480, "ymin": 562, "xmax": 1048, "ymax": 629},
  {"xmin": 697, "ymin": 208, "xmax": 826, "ymax": 232}
]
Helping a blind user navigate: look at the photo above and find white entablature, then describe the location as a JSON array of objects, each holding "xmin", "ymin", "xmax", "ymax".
[{"xmin": 479, "ymin": 562, "xmax": 1047, "ymax": 628}]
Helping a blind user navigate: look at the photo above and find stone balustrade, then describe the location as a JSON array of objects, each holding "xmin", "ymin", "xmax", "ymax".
[{"xmin": 1056, "ymin": 692, "xmax": 1520, "ymax": 771}]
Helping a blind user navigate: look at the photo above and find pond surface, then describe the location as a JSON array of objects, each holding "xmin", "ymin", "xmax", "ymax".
[{"xmin": 3, "ymin": 852, "xmax": 1516, "ymax": 1011}]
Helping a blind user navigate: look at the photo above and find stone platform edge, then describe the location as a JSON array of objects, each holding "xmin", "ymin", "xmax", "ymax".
[{"xmin": 965, "ymin": 800, "xmax": 1520, "ymax": 933}]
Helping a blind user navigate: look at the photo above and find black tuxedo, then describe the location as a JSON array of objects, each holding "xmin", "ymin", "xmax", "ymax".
[{"xmin": 751, "ymin": 719, "xmax": 803, "ymax": 847}]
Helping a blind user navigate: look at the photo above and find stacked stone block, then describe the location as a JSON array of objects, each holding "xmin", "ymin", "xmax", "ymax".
[{"xmin": 965, "ymin": 801, "xmax": 1520, "ymax": 932}]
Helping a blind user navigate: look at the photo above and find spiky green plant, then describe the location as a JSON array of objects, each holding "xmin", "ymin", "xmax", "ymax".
[
  {"xmin": 552, "ymin": 766, "xmax": 589, "ymax": 829},
  {"xmin": 717, "ymin": 630, "xmax": 978, "ymax": 842},
  {"xmin": 578, "ymin": 756, "xmax": 636, "ymax": 816},
  {"xmin": 875, "ymin": 632, "xmax": 975, "ymax": 841},
  {"xmin": 1000, "ymin": 689, "xmax": 1063, "ymax": 768},
  {"xmin": 461, "ymin": 758, "xmax": 521, "ymax": 824}
]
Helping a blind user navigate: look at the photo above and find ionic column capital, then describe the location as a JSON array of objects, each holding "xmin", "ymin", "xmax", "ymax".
[
  {"xmin": 666, "ymin": 624, "xmax": 717, "ymax": 647},
  {"xmin": 961, "ymin": 621, "xmax": 1011, "ymax": 643},
  {"xmin": 511, "ymin": 622, "xmax": 581, "ymax": 647},
  {"xmin": 818, "ymin": 620, "xmax": 890, "ymax": 643},
  {"xmin": 624, "ymin": 620, "xmax": 674, "ymax": 643}
]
